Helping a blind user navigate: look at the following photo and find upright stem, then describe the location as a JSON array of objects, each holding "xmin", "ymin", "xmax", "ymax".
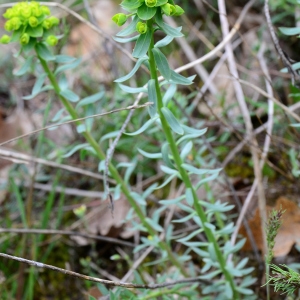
[
  {"xmin": 146, "ymin": 19, "xmax": 238, "ymax": 299},
  {"xmin": 37, "ymin": 54, "xmax": 187, "ymax": 276}
]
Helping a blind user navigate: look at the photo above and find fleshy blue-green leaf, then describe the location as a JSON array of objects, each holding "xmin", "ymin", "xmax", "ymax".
[
  {"xmin": 160, "ymin": 165, "xmax": 178, "ymax": 175},
  {"xmin": 138, "ymin": 148, "xmax": 162, "ymax": 159},
  {"xmin": 113, "ymin": 35, "xmax": 139, "ymax": 43},
  {"xmin": 137, "ymin": 4, "xmax": 157, "ymax": 20},
  {"xmin": 163, "ymin": 84, "xmax": 177, "ymax": 105},
  {"xmin": 119, "ymin": 83, "xmax": 147, "ymax": 94},
  {"xmin": 155, "ymin": 173, "xmax": 177, "ymax": 189},
  {"xmin": 161, "ymin": 143, "xmax": 174, "ymax": 168},
  {"xmin": 145, "ymin": 217, "xmax": 163, "ymax": 232},
  {"xmin": 180, "ymin": 141, "xmax": 193, "ymax": 160},
  {"xmin": 148, "ymin": 79, "xmax": 157, "ymax": 118},
  {"xmin": 32, "ymin": 73, "xmax": 47, "ymax": 95},
  {"xmin": 63, "ymin": 143, "xmax": 89, "ymax": 158},
  {"xmin": 51, "ymin": 108, "xmax": 65, "ymax": 122},
  {"xmin": 60, "ymin": 89, "xmax": 80, "ymax": 102},
  {"xmin": 14, "ymin": 56, "xmax": 33, "ymax": 76},
  {"xmin": 76, "ymin": 91, "xmax": 105, "ymax": 108},
  {"xmin": 155, "ymin": 34, "xmax": 174, "ymax": 48},
  {"xmin": 182, "ymin": 164, "xmax": 221, "ymax": 175},
  {"xmin": 185, "ymin": 188, "xmax": 194, "ymax": 206},
  {"xmin": 133, "ymin": 30, "xmax": 152, "ymax": 58},
  {"xmin": 54, "ymin": 58, "xmax": 81, "ymax": 75},
  {"xmin": 170, "ymin": 70, "xmax": 194, "ymax": 85},
  {"xmin": 155, "ymin": 9, "xmax": 183, "ymax": 37},
  {"xmin": 152, "ymin": 48, "xmax": 171, "ymax": 80},
  {"xmin": 115, "ymin": 56, "xmax": 148, "ymax": 82},
  {"xmin": 116, "ymin": 16, "xmax": 139, "ymax": 37},
  {"xmin": 161, "ymin": 107, "xmax": 184, "ymax": 135},
  {"xmin": 55, "ymin": 55, "xmax": 76, "ymax": 64},
  {"xmin": 35, "ymin": 43, "xmax": 55, "ymax": 61},
  {"xmin": 125, "ymin": 116, "xmax": 158, "ymax": 136},
  {"xmin": 279, "ymin": 27, "xmax": 300, "ymax": 35}
]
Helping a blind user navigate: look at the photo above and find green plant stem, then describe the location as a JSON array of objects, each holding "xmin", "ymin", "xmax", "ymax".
[
  {"xmin": 37, "ymin": 54, "xmax": 187, "ymax": 276},
  {"xmin": 146, "ymin": 19, "xmax": 237, "ymax": 299}
]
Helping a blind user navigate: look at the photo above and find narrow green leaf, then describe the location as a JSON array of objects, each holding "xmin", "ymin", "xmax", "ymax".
[
  {"xmin": 279, "ymin": 27, "xmax": 300, "ymax": 35},
  {"xmin": 170, "ymin": 70, "xmax": 194, "ymax": 85},
  {"xmin": 14, "ymin": 56, "xmax": 34, "ymax": 76},
  {"xmin": 116, "ymin": 16, "xmax": 139, "ymax": 37},
  {"xmin": 60, "ymin": 89, "xmax": 80, "ymax": 102},
  {"xmin": 161, "ymin": 143, "xmax": 174, "ymax": 168},
  {"xmin": 32, "ymin": 73, "xmax": 47, "ymax": 95},
  {"xmin": 180, "ymin": 141, "xmax": 193, "ymax": 160},
  {"xmin": 132, "ymin": 30, "xmax": 152, "ymax": 58},
  {"xmin": 119, "ymin": 84, "xmax": 147, "ymax": 94},
  {"xmin": 162, "ymin": 84, "xmax": 176, "ymax": 105},
  {"xmin": 148, "ymin": 79, "xmax": 157, "ymax": 118},
  {"xmin": 51, "ymin": 108, "xmax": 65, "ymax": 122},
  {"xmin": 155, "ymin": 9, "xmax": 183, "ymax": 37},
  {"xmin": 76, "ymin": 91, "xmax": 105, "ymax": 108},
  {"xmin": 154, "ymin": 173, "xmax": 177, "ymax": 189},
  {"xmin": 161, "ymin": 107, "xmax": 184, "ymax": 135},
  {"xmin": 152, "ymin": 48, "xmax": 171, "ymax": 80},
  {"xmin": 113, "ymin": 35, "xmax": 139, "ymax": 43},
  {"xmin": 138, "ymin": 148, "xmax": 162, "ymax": 159},
  {"xmin": 125, "ymin": 116, "xmax": 158, "ymax": 136},
  {"xmin": 55, "ymin": 55, "xmax": 76, "ymax": 64},
  {"xmin": 155, "ymin": 34, "xmax": 174, "ymax": 48},
  {"xmin": 185, "ymin": 188, "xmax": 193, "ymax": 206},
  {"xmin": 54, "ymin": 58, "xmax": 81, "ymax": 75},
  {"xmin": 145, "ymin": 217, "xmax": 163, "ymax": 232},
  {"xmin": 115, "ymin": 57, "xmax": 148, "ymax": 82},
  {"xmin": 182, "ymin": 164, "xmax": 221, "ymax": 175},
  {"xmin": 35, "ymin": 43, "xmax": 55, "ymax": 61},
  {"xmin": 160, "ymin": 165, "xmax": 178, "ymax": 175},
  {"xmin": 63, "ymin": 143, "xmax": 89, "ymax": 158},
  {"xmin": 137, "ymin": 4, "xmax": 157, "ymax": 20}
]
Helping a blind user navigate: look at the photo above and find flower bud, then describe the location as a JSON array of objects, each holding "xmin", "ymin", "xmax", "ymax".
[
  {"xmin": 41, "ymin": 6, "xmax": 51, "ymax": 16},
  {"xmin": 31, "ymin": 6, "xmax": 43, "ymax": 17},
  {"xmin": 10, "ymin": 17, "xmax": 22, "ymax": 31},
  {"xmin": 0, "ymin": 35, "xmax": 11, "ymax": 44},
  {"xmin": 145, "ymin": 0, "xmax": 157, "ymax": 7},
  {"xmin": 29, "ymin": 16, "xmax": 38, "ymax": 27},
  {"xmin": 173, "ymin": 5, "xmax": 185, "ymax": 16},
  {"xmin": 20, "ymin": 33, "xmax": 30, "ymax": 45},
  {"xmin": 3, "ymin": 8, "xmax": 14, "ymax": 19},
  {"xmin": 21, "ymin": 6, "xmax": 32, "ymax": 19},
  {"xmin": 49, "ymin": 16, "xmax": 59, "ymax": 27},
  {"xmin": 112, "ymin": 13, "xmax": 127, "ymax": 26},
  {"xmin": 46, "ymin": 35, "xmax": 58, "ymax": 46},
  {"xmin": 161, "ymin": 3, "xmax": 176, "ymax": 16},
  {"xmin": 42, "ymin": 19, "xmax": 52, "ymax": 30},
  {"xmin": 136, "ymin": 21, "xmax": 147, "ymax": 34},
  {"xmin": 4, "ymin": 21, "xmax": 13, "ymax": 32}
]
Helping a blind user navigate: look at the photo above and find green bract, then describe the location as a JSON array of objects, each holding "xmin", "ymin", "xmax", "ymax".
[
  {"xmin": 1, "ymin": 2, "xmax": 60, "ymax": 46},
  {"xmin": 136, "ymin": 21, "xmax": 148, "ymax": 34},
  {"xmin": 112, "ymin": 13, "xmax": 128, "ymax": 26},
  {"xmin": 46, "ymin": 35, "xmax": 58, "ymax": 46}
]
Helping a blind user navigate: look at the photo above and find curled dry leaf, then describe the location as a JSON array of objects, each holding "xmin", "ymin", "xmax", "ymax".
[{"xmin": 240, "ymin": 197, "xmax": 300, "ymax": 257}]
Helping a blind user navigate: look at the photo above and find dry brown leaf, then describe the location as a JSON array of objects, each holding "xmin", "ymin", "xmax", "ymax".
[{"xmin": 239, "ymin": 197, "xmax": 300, "ymax": 257}]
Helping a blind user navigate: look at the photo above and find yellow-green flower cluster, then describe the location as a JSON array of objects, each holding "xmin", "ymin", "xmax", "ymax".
[{"xmin": 0, "ymin": 1, "xmax": 59, "ymax": 46}]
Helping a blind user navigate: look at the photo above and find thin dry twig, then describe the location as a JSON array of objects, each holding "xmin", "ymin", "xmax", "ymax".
[
  {"xmin": 0, "ymin": 103, "xmax": 152, "ymax": 148},
  {"xmin": 0, "ymin": 252, "xmax": 208, "ymax": 288},
  {"xmin": 218, "ymin": 0, "xmax": 268, "ymax": 254},
  {"xmin": 0, "ymin": 148, "xmax": 115, "ymax": 183},
  {"xmin": 264, "ymin": 0, "xmax": 300, "ymax": 85},
  {"xmin": 0, "ymin": 228, "xmax": 134, "ymax": 247}
]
